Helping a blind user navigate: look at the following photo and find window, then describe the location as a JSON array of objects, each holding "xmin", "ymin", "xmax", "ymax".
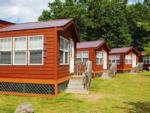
[
  {"xmin": 0, "ymin": 36, "xmax": 44, "ymax": 66},
  {"xmin": 109, "ymin": 55, "xmax": 120, "ymax": 64},
  {"xmin": 96, "ymin": 51, "xmax": 103, "ymax": 65},
  {"xmin": 125, "ymin": 55, "xmax": 132, "ymax": 64},
  {"xmin": 13, "ymin": 37, "xmax": 27, "ymax": 65},
  {"xmin": 59, "ymin": 36, "xmax": 69, "ymax": 65},
  {"xmin": 28, "ymin": 36, "xmax": 43, "ymax": 65},
  {"xmin": 0, "ymin": 38, "xmax": 12, "ymax": 65},
  {"xmin": 143, "ymin": 56, "xmax": 150, "ymax": 64},
  {"xmin": 76, "ymin": 51, "xmax": 89, "ymax": 64},
  {"xmin": 77, "ymin": 52, "xmax": 82, "ymax": 63}
]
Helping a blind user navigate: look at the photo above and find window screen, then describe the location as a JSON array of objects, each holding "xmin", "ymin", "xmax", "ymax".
[
  {"xmin": 29, "ymin": 50, "xmax": 42, "ymax": 64},
  {"xmin": 59, "ymin": 36, "xmax": 69, "ymax": 65},
  {"xmin": 14, "ymin": 51, "xmax": 26, "ymax": 64},
  {"xmin": 0, "ymin": 52, "xmax": 11, "ymax": 64},
  {"xmin": 0, "ymin": 38, "xmax": 12, "ymax": 64},
  {"xmin": 14, "ymin": 37, "xmax": 27, "ymax": 65},
  {"xmin": 28, "ymin": 36, "xmax": 43, "ymax": 65},
  {"xmin": 96, "ymin": 52, "xmax": 103, "ymax": 65}
]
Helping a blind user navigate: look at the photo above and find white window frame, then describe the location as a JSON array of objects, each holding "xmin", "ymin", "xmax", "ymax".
[
  {"xmin": 96, "ymin": 51, "xmax": 103, "ymax": 65},
  {"xmin": 0, "ymin": 37, "xmax": 12, "ymax": 65},
  {"xmin": 143, "ymin": 56, "xmax": 150, "ymax": 64},
  {"xmin": 59, "ymin": 36, "xmax": 69, "ymax": 65},
  {"xmin": 13, "ymin": 36, "xmax": 27, "ymax": 65},
  {"xmin": 125, "ymin": 54, "xmax": 132, "ymax": 64},
  {"xmin": 109, "ymin": 55, "xmax": 120, "ymax": 65},
  {"xmin": 76, "ymin": 51, "xmax": 89, "ymax": 63},
  {"xmin": 28, "ymin": 35, "xmax": 44, "ymax": 65}
]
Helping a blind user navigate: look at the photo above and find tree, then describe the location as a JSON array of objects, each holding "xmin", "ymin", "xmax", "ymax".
[
  {"xmin": 127, "ymin": 0, "xmax": 150, "ymax": 50},
  {"xmin": 38, "ymin": 0, "xmax": 149, "ymax": 49},
  {"xmin": 144, "ymin": 42, "xmax": 150, "ymax": 55}
]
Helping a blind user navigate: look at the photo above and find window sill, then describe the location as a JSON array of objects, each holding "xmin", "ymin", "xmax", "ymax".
[
  {"xmin": 59, "ymin": 64, "xmax": 69, "ymax": 66},
  {"xmin": 0, "ymin": 64, "xmax": 12, "ymax": 66},
  {"xmin": 96, "ymin": 64, "xmax": 103, "ymax": 65},
  {"xmin": 28, "ymin": 64, "xmax": 43, "ymax": 66}
]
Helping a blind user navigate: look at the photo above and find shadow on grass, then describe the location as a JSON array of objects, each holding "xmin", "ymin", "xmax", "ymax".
[
  {"xmin": 127, "ymin": 101, "xmax": 150, "ymax": 113},
  {"xmin": 143, "ymin": 74, "xmax": 150, "ymax": 77},
  {"xmin": 114, "ymin": 101, "xmax": 150, "ymax": 113}
]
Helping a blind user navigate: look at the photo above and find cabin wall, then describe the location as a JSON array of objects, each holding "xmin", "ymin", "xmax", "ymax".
[
  {"xmin": 123, "ymin": 52, "xmax": 132, "ymax": 70},
  {"xmin": 110, "ymin": 51, "xmax": 139, "ymax": 71},
  {"xmin": 77, "ymin": 44, "xmax": 109, "ymax": 72},
  {"xmin": 141, "ymin": 55, "xmax": 150, "ymax": 70},
  {"xmin": 94, "ymin": 44, "xmax": 109, "ymax": 72},
  {"xmin": 0, "ymin": 28, "xmax": 58, "ymax": 79},
  {"xmin": 109, "ymin": 53, "xmax": 124, "ymax": 71},
  {"xmin": 143, "ymin": 64, "xmax": 150, "ymax": 70},
  {"xmin": 124, "ymin": 51, "xmax": 139, "ymax": 70},
  {"xmin": 57, "ymin": 26, "xmax": 77, "ymax": 79}
]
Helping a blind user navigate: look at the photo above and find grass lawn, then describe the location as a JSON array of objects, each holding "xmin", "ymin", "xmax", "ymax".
[{"xmin": 0, "ymin": 72, "xmax": 150, "ymax": 113}]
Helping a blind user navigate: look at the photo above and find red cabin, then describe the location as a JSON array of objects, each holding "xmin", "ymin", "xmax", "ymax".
[
  {"xmin": 140, "ymin": 51, "xmax": 150, "ymax": 70},
  {"xmin": 76, "ymin": 40, "xmax": 110, "ymax": 76},
  {"xmin": 109, "ymin": 47, "xmax": 140, "ymax": 72},
  {"xmin": 0, "ymin": 19, "xmax": 79, "ymax": 97}
]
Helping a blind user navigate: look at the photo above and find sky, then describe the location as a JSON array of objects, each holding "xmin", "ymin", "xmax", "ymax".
[{"xmin": 0, "ymin": 0, "xmax": 144, "ymax": 23}]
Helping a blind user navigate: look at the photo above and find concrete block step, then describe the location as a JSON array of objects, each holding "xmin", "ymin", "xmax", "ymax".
[
  {"xmin": 69, "ymin": 80, "xmax": 83, "ymax": 84},
  {"xmin": 68, "ymin": 80, "xmax": 83, "ymax": 84},
  {"xmin": 65, "ymin": 75, "xmax": 88, "ymax": 94},
  {"xmin": 67, "ymin": 85, "xmax": 84, "ymax": 89}
]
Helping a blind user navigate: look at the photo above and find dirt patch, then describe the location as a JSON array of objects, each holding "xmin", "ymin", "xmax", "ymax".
[{"xmin": 74, "ymin": 93, "xmax": 102, "ymax": 102}]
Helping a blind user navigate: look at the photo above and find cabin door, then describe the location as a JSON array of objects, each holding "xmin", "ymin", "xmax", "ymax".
[
  {"xmin": 132, "ymin": 54, "xmax": 136, "ymax": 67},
  {"xmin": 103, "ymin": 51, "xmax": 107, "ymax": 69},
  {"xmin": 69, "ymin": 39, "xmax": 74, "ymax": 73}
]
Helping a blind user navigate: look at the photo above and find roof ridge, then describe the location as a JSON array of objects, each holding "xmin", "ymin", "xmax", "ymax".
[
  {"xmin": 0, "ymin": 18, "xmax": 73, "ymax": 32},
  {"xmin": 78, "ymin": 40, "xmax": 104, "ymax": 43},
  {"xmin": 13, "ymin": 18, "xmax": 73, "ymax": 25},
  {"xmin": 111, "ymin": 47, "xmax": 132, "ymax": 49}
]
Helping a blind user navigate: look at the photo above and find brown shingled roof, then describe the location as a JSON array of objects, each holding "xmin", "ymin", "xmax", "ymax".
[
  {"xmin": 77, "ymin": 40, "xmax": 104, "ymax": 48},
  {"xmin": 110, "ymin": 47, "xmax": 131, "ymax": 54},
  {"xmin": 110, "ymin": 47, "xmax": 139, "ymax": 55},
  {"xmin": 0, "ymin": 19, "xmax": 72, "ymax": 32}
]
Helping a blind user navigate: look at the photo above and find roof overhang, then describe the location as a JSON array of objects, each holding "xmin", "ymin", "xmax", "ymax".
[
  {"xmin": 56, "ymin": 19, "xmax": 80, "ymax": 42},
  {"xmin": 110, "ymin": 47, "xmax": 140, "ymax": 55},
  {"xmin": 95, "ymin": 40, "xmax": 110, "ymax": 51},
  {"xmin": 0, "ymin": 20, "xmax": 15, "ymax": 25}
]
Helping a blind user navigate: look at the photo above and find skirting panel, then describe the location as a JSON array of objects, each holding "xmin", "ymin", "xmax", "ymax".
[
  {"xmin": 0, "ymin": 76, "xmax": 70, "ymax": 97},
  {"xmin": 0, "ymin": 82, "xmax": 55, "ymax": 95}
]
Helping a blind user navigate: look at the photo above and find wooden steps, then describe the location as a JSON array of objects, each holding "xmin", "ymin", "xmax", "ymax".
[{"xmin": 66, "ymin": 75, "xmax": 88, "ymax": 94}]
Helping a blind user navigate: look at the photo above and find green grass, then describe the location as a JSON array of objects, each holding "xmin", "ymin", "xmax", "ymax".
[{"xmin": 0, "ymin": 72, "xmax": 150, "ymax": 113}]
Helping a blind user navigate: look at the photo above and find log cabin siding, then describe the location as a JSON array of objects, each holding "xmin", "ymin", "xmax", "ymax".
[
  {"xmin": 0, "ymin": 28, "xmax": 58, "ymax": 79},
  {"xmin": 77, "ymin": 43, "xmax": 109, "ymax": 72},
  {"xmin": 57, "ymin": 25, "xmax": 77, "ymax": 79},
  {"xmin": 109, "ymin": 49, "xmax": 139, "ymax": 71}
]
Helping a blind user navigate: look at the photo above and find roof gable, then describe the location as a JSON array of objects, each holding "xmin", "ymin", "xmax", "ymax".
[
  {"xmin": 0, "ymin": 19, "xmax": 72, "ymax": 32},
  {"xmin": 110, "ymin": 47, "xmax": 139, "ymax": 55},
  {"xmin": 77, "ymin": 40, "xmax": 106, "ymax": 49}
]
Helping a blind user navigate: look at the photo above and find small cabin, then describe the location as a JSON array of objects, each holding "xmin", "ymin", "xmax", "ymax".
[
  {"xmin": 140, "ymin": 51, "xmax": 150, "ymax": 70},
  {"xmin": 0, "ymin": 19, "xmax": 79, "ymax": 97},
  {"xmin": 76, "ymin": 40, "xmax": 110, "ymax": 76},
  {"xmin": 109, "ymin": 47, "xmax": 140, "ymax": 72}
]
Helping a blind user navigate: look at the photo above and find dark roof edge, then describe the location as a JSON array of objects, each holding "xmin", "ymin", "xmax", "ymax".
[
  {"xmin": 96, "ymin": 40, "xmax": 110, "ymax": 51},
  {"xmin": 0, "ymin": 19, "xmax": 15, "ymax": 24}
]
